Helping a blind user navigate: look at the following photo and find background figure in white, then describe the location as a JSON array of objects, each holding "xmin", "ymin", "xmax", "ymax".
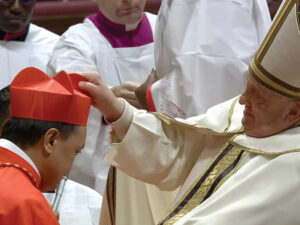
[
  {"xmin": 0, "ymin": 1, "xmax": 102, "ymax": 224},
  {"xmin": 136, "ymin": 0, "xmax": 272, "ymax": 118},
  {"xmin": 47, "ymin": 0, "xmax": 157, "ymax": 194},
  {"xmin": 43, "ymin": 179, "xmax": 102, "ymax": 225}
]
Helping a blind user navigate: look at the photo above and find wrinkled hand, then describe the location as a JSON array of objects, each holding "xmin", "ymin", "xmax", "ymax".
[
  {"xmin": 135, "ymin": 70, "xmax": 158, "ymax": 110},
  {"xmin": 111, "ymin": 82, "xmax": 142, "ymax": 109},
  {"xmin": 78, "ymin": 72, "xmax": 124, "ymax": 123}
]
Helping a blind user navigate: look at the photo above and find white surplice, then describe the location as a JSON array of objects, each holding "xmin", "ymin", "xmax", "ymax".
[
  {"xmin": 43, "ymin": 180, "xmax": 102, "ymax": 225},
  {"xmin": 0, "ymin": 24, "xmax": 58, "ymax": 89},
  {"xmin": 149, "ymin": 0, "xmax": 272, "ymax": 118}
]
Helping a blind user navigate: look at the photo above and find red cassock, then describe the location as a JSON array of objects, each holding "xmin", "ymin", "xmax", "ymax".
[{"xmin": 0, "ymin": 146, "xmax": 59, "ymax": 225}]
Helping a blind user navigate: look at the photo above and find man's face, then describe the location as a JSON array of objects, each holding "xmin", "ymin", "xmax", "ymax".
[
  {"xmin": 0, "ymin": 0, "xmax": 35, "ymax": 34},
  {"xmin": 40, "ymin": 126, "xmax": 86, "ymax": 191},
  {"xmin": 97, "ymin": 0, "xmax": 147, "ymax": 25},
  {"xmin": 239, "ymin": 74, "xmax": 297, "ymax": 138}
]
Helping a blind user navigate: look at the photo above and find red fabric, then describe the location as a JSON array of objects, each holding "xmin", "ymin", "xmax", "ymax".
[
  {"xmin": 146, "ymin": 84, "xmax": 156, "ymax": 112},
  {"xmin": 0, "ymin": 147, "xmax": 59, "ymax": 225},
  {"xmin": 10, "ymin": 67, "xmax": 91, "ymax": 126},
  {"xmin": 3, "ymin": 28, "xmax": 26, "ymax": 41},
  {"xmin": 0, "ymin": 147, "xmax": 40, "ymax": 188}
]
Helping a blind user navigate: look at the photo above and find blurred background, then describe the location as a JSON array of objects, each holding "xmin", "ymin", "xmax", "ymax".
[{"xmin": 32, "ymin": 0, "xmax": 162, "ymax": 34}]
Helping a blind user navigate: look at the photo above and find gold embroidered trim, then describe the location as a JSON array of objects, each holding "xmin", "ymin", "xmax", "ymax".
[
  {"xmin": 153, "ymin": 97, "xmax": 243, "ymax": 136},
  {"xmin": 214, "ymin": 151, "xmax": 247, "ymax": 192},
  {"xmin": 225, "ymin": 97, "xmax": 239, "ymax": 132},
  {"xmin": 158, "ymin": 144, "xmax": 243, "ymax": 225},
  {"xmin": 250, "ymin": 61, "xmax": 300, "ymax": 97},
  {"xmin": 230, "ymin": 140, "xmax": 300, "ymax": 156},
  {"xmin": 0, "ymin": 162, "xmax": 38, "ymax": 187}
]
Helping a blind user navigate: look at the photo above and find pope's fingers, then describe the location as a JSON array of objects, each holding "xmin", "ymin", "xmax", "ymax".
[
  {"xmin": 79, "ymin": 81, "xmax": 99, "ymax": 98},
  {"xmin": 79, "ymin": 72, "xmax": 102, "ymax": 85}
]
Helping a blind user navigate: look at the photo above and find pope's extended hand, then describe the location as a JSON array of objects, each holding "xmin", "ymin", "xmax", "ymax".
[{"xmin": 79, "ymin": 72, "xmax": 125, "ymax": 123}]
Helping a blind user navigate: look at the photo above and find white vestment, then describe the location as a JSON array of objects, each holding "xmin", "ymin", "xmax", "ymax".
[
  {"xmin": 0, "ymin": 24, "xmax": 102, "ymax": 225},
  {"xmin": 0, "ymin": 24, "xmax": 58, "ymax": 89},
  {"xmin": 47, "ymin": 12, "xmax": 157, "ymax": 195},
  {"xmin": 43, "ymin": 180, "xmax": 102, "ymax": 225},
  {"xmin": 106, "ymin": 97, "xmax": 300, "ymax": 225},
  {"xmin": 149, "ymin": 0, "xmax": 272, "ymax": 118}
]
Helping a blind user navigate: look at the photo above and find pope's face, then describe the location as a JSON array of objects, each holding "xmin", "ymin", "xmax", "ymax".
[
  {"xmin": 0, "ymin": 0, "xmax": 35, "ymax": 34},
  {"xmin": 97, "ymin": 0, "xmax": 147, "ymax": 25},
  {"xmin": 40, "ymin": 126, "xmax": 86, "ymax": 191},
  {"xmin": 239, "ymin": 74, "xmax": 297, "ymax": 138}
]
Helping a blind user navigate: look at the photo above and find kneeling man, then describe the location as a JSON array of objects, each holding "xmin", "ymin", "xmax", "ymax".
[{"xmin": 0, "ymin": 67, "xmax": 91, "ymax": 225}]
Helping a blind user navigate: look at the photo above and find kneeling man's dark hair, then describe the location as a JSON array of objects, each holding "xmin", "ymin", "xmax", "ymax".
[{"xmin": 2, "ymin": 118, "xmax": 78, "ymax": 149}]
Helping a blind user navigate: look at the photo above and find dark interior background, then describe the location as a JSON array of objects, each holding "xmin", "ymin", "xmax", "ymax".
[{"xmin": 32, "ymin": 0, "xmax": 162, "ymax": 34}]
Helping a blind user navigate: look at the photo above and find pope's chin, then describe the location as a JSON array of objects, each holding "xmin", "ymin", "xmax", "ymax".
[{"xmin": 242, "ymin": 116, "xmax": 255, "ymax": 137}]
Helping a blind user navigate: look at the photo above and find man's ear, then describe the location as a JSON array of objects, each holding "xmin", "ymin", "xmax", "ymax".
[
  {"xmin": 43, "ymin": 128, "xmax": 60, "ymax": 155},
  {"xmin": 287, "ymin": 100, "xmax": 300, "ymax": 124}
]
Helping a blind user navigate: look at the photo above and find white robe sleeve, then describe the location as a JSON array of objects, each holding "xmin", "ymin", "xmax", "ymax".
[{"xmin": 106, "ymin": 101, "xmax": 207, "ymax": 190}]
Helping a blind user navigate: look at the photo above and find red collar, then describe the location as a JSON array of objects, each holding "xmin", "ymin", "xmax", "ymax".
[
  {"xmin": 0, "ymin": 146, "xmax": 41, "ymax": 188},
  {"xmin": 0, "ymin": 24, "xmax": 30, "ymax": 42}
]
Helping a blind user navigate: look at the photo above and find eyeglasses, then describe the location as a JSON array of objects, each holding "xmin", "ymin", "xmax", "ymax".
[{"xmin": 0, "ymin": 0, "xmax": 36, "ymax": 6}]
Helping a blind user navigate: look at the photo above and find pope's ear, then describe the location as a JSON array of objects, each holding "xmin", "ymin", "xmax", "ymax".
[
  {"xmin": 287, "ymin": 100, "xmax": 300, "ymax": 124},
  {"xmin": 43, "ymin": 128, "xmax": 60, "ymax": 154}
]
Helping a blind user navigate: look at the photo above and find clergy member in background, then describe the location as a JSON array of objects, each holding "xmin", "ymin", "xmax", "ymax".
[
  {"xmin": 0, "ymin": 0, "xmax": 58, "ymax": 89},
  {"xmin": 79, "ymin": 0, "xmax": 300, "ymax": 224},
  {"xmin": 47, "ymin": 0, "xmax": 157, "ymax": 201},
  {"xmin": 0, "ymin": 0, "xmax": 103, "ymax": 223},
  {"xmin": 0, "ymin": 67, "xmax": 91, "ymax": 225}
]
